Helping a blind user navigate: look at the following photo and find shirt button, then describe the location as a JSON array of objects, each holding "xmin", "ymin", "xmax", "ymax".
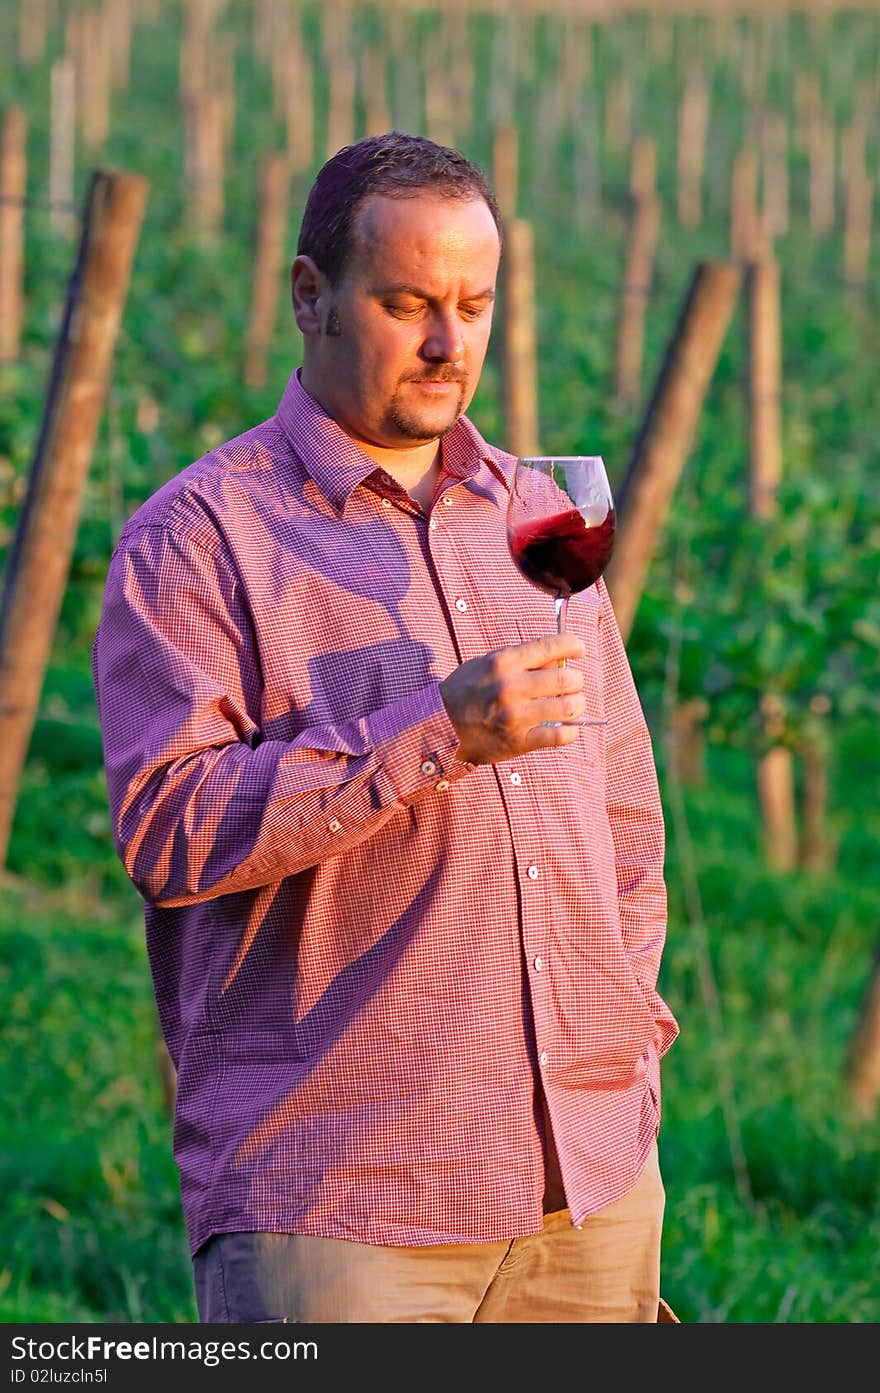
[
  {"xmin": 510, "ymin": 771, "xmax": 522, "ymax": 786},
  {"xmin": 428, "ymin": 518, "xmax": 438, "ymax": 530},
  {"xmin": 442, "ymin": 495, "xmax": 453, "ymax": 506},
  {"xmin": 527, "ymin": 864, "xmax": 539, "ymax": 880},
  {"xmin": 455, "ymin": 597, "xmax": 468, "ymax": 612},
  {"xmin": 381, "ymin": 497, "xmax": 392, "ymax": 508},
  {"xmin": 540, "ymin": 1050, "xmax": 548, "ymax": 1067},
  {"xmin": 534, "ymin": 956, "xmax": 543, "ymax": 971},
  {"xmin": 328, "ymin": 818, "xmax": 342, "ymax": 833},
  {"xmin": 435, "ymin": 779, "xmax": 450, "ymax": 792},
  {"xmin": 420, "ymin": 760, "xmax": 437, "ymax": 776}
]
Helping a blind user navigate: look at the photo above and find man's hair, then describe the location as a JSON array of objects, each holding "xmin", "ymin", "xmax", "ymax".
[{"xmin": 297, "ymin": 131, "xmax": 503, "ymax": 286}]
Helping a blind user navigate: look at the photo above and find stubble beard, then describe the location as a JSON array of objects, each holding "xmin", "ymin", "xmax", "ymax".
[
  {"xmin": 385, "ymin": 381, "xmax": 467, "ymax": 442},
  {"xmin": 325, "ymin": 305, "xmax": 468, "ymax": 441}
]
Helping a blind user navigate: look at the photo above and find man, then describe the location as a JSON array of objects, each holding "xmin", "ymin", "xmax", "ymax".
[{"xmin": 93, "ymin": 132, "xmax": 679, "ymax": 1323}]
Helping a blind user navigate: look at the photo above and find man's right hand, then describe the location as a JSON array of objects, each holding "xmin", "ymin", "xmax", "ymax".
[{"xmin": 439, "ymin": 633, "xmax": 587, "ymax": 765}]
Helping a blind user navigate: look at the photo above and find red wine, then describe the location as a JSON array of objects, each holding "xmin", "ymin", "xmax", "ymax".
[{"xmin": 509, "ymin": 507, "xmax": 615, "ymax": 596}]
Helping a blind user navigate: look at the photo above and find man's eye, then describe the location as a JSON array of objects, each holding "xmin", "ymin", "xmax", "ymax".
[
  {"xmin": 385, "ymin": 303, "xmax": 421, "ymax": 318},
  {"xmin": 460, "ymin": 305, "xmax": 486, "ymax": 320}
]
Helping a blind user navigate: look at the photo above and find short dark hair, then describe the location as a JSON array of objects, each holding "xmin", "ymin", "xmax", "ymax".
[{"xmin": 297, "ymin": 131, "xmax": 503, "ymax": 286}]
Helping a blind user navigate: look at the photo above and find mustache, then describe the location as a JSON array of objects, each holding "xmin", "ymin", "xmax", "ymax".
[{"xmin": 400, "ymin": 369, "xmax": 467, "ymax": 384}]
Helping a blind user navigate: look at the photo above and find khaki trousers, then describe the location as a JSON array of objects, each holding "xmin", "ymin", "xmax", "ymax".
[{"xmin": 193, "ymin": 1141, "xmax": 665, "ymax": 1323}]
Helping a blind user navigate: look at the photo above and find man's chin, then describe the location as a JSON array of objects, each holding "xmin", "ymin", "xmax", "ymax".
[{"xmin": 387, "ymin": 397, "xmax": 465, "ymax": 442}]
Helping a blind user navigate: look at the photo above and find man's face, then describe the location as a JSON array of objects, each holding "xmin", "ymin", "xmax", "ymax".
[{"xmin": 295, "ymin": 192, "xmax": 501, "ymax": 450}]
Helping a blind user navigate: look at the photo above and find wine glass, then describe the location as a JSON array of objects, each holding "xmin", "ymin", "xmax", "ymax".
[{"xmin": 506, "ymin": 454, "xmax": 615, "ymax": 726}]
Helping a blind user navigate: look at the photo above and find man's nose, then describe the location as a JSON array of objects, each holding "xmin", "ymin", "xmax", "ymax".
[{"xmin": 422, "ymin": 311, "xmax": 465, "ymax": 362}]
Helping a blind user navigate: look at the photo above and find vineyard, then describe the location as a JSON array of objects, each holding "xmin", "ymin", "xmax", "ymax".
[{"xmin": 1, "ymin": 0, "xmax": 879, "ymax": 1324}]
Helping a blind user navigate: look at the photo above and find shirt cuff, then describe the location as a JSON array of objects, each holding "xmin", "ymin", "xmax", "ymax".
[{"xmin": 366, "ymin": 683, "xmax": 475, "ymax": 803}]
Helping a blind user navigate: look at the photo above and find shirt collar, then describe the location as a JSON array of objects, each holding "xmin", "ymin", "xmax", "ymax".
[{"xmin": 275, "ymin": 368, "xmax": 513, "ymax": 511}]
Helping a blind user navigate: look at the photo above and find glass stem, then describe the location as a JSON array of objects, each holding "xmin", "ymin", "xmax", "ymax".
[{"xmin": 555, "ymin": 594, "xmax": 569, "ymax": 666}]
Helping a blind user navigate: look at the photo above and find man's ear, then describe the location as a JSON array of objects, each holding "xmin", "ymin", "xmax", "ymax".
[{"xmin": 291, "ymin": 255, "xmax": 328, "ymax": 336}]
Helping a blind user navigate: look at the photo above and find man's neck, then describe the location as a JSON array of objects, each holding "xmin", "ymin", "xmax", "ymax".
[{"xmin": 358, "ymin": 437, "xmax": 442, "ymax": 512}]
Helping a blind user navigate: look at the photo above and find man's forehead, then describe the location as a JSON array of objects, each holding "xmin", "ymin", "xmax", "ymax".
[{"xmin": 352, "ymin": 192, "xmax": 499, "ymax": 262}]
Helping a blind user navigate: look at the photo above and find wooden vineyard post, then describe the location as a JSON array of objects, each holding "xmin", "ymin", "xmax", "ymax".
[
  {"xmin": 747, "ymin": 254, "xmax": 797, "ymax": 872},
  {"xmin": 800, "ymin": 699, "xmax": 833, "ymax": 872},
  {"xmin": 0, "ymin": 106, "xmax": 27, "ymax": 365},
  {"xmin": 677, "ymin": 70, "xmax": 708, "ymax": 228},
  {"xmin": 361, "ymin": 46, "xmax": 391, "ymax": 139},
  {"xmin": 189, "ymin": 91, "xmax": 225, "ymax": 243},
  {"xmin": 425, "ymin": 71, "xmax": 455, "ymax": 152},
  {"xmin": 843, "ymin": 153, "xmax": 872, "ymax": 289},
  {"xmin": 747, "ymin": 257, "xmax": 782, "ymax": 520},
  {"xmin": 50, "ymin": 58, "xmax": 77, "ymax": 239},
  {"xmin": 245, "ymin": 152, "xmax": 288, "ymax": 391},
  {"xmin": 326, "ymin": 54, "xmax": 355, "ymax": 161},
  {"xmin": 283, "ymin": 47, "xmax": 313, "ymax": 179},
  {"xmin": 845, "ymin": 943, "xmax": 880, "ymax": 1118},
  {"xmin": 614, "ymin": 188, "xmax": 661, "ymax": 408},
  {"xmin": 604, "ymin": 77, "xmax": 631, "ymax": 158},
  {"xmin": 0, "ymin": 169, "xmax": 149, "ymax": 870},
  {"xmin": 501, "ymin": 218, "xmax": 540, "ymax": 460},
  {"xmin": 19, "ymin": 0, "xmax": 49, "ymax": 65},
  {"xmin": 604, "ymin": 261, "xmax": 741, "ymax": 644},
  {"xmin": 731, "ymin": 148, "xmax": 760, "ymax": 261},
  {"xmin": 492, "ymin": 123, "xmax": 519, "ymax": 224},
  {"xmin": 761, "ymin": 109, "xmax": 789, "ymax": 244},
  {"xmin": 80, "ymin": 6, "xmax": 111, "ymax": 154},
  {"xmin": 629, "ymin": 136, "xmax": 656, "ymax": 202},
  {"xmin": 808, "ymin": 111, "xmax": 836, "ymax": 238},
  {"xmin": 107, "ymin": 0, "xmax": 132, "ymax": 93}
]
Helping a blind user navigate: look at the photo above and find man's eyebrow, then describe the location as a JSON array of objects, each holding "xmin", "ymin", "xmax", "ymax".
[{"xmin": 377, "ymin": 283, "xmax": 496, "ymax": 301}]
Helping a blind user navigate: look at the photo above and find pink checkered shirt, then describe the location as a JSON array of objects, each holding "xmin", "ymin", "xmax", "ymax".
[{"xmin": 92, "ymin": 369, "xmax": 679, "ymax": 1257}]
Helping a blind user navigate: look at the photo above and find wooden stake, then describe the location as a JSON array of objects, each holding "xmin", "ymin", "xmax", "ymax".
[
  {"xmin": 799, "ymin": 713, "xmax": 833, "ymax": 872},
  {"xmin": 677, "ymin": 71, "xmax": 708, "ymax": 228},
  {"xmin": 489, "ymin": 15, "xmax": 516, "ymax": 127},
  {"xmin": 18, "ymin": 0, "xmax": 49, "ymax": 65},
  {"xmin": 843, "ymin": 161, "xmax": 872, "ymax": 288},
  {"xmin": 747, "ymin": 255, "xmax": 782, "ymax": 519},
  {"xmin": 0, "ymin": 169, "xmax": 150, "ymax": 869},
  {"xmin": 189, "ymin": 91, "xmax": 225, "ymax": 241},
  {"xmin": 284, "ymin": 49, "xmax": 314, "ymax": 178},
  {"xmin": 361, "ymin": 45, "xmax": 391, "ymax": 139},
  {"xmin": 492, "ymin": 123, "xmax": 519, "ymax": 223},
  {"xmin": 326, "ymin": 54, "xmax": 355, "ymax": 161},
  {"xmin": 604, "ymin": 76, "xmax": 631, "ymax": 157},
  {"xmin": 629, "ymin": 135, "xmax": 656, "ymax": 200},
  {"xmin": 614, "ymin": 192, "xmax": 661, "ymax": 407},
  {"xmin": 0, "ymin": 107, "xmax": 27, "ymax": 365},
  {"xmin": 666, "ymin": 696, "xmax": 709, "ymax": 786},
  {"xmin": 425, "ymin": 71, "xmax": 455, "ymax": 151},
  {"xmin": 605, "ymin": 260, "xmax": 741, "ymax": 643},
  {"xmin": 731, "ymin": 148, "xmax": 760, "ymax": 261},
  {"xmin": 81, "ymin": 7, "xmax": 111, "ymax": 153},
  {"xmin": 761, "ymin": 109, "xmax": 789, "ymax": 243},
  {"xmin": 50, "ymin": 58, "xmax": 77, "ymax": 240},
  {"xmin": 808, "ymin": 112, "xmax": 836, "ymax": 237},
  {"xmin": 756, "ymin": 734, "xmax": 798, "ymax": 872},
  {"xmin": 845, "ymin": 943, "xmax": 880, "ymax": 1117},
  {"xmin": 747, "ymin": 255, "xmax": 796, "ymax": 872},
  {"xmin": 245, "ymin": 152, "xmax": 288, "ymax": 391},
  {"xmin": 107, "ymin": 0, "xmax": 132, "ymax": 92},
  {"xmin": 501, "ymin": 218, "xmax": 540, "ymax": 460}
]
